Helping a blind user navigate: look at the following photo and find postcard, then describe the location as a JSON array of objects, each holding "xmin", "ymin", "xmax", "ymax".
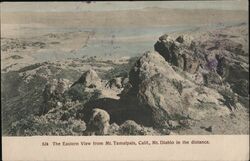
[{"xmin": 1, "ymin": 1, "xmax": 249, "ymax": 160}]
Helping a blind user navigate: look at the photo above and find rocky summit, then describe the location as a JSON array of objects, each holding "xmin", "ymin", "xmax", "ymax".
[{"xmin": 2, "ymin": 24, "xmax": 249, "ymax": 136}]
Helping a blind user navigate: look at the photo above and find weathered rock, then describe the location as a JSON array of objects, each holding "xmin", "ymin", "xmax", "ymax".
[
  {"xmin": 123, "ymin": 52, "xmax": 188, "ymax": 127},
  {"xmin": 154, "ymin": 35, "xmax": 174, "ymax": 62},
  {"xmin": 86, "ymin": 108, "xmax": 110, "ymax": 135},
  {"xmin": 66, "ymin": 69, "xmax": 102, "ymax": 102},
  {"xmin": 71, "ymin": 69, "xmax": 101, "ymax": 88},
  {"xmin": 137, "ymin": 74, "xmax": 187, "ymax": 127},
  {"xmin": 154, "ymin": 34, "xmax": 201, "ymax": 74},
  {"xmin": 129, "ymin": 51, "xmax": 183, "ymax": 89}
]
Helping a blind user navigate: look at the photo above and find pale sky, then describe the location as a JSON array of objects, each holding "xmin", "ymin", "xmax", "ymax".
[{"xmin": 1, "ymin": 1, "xmax": 248, "ymax": 12}]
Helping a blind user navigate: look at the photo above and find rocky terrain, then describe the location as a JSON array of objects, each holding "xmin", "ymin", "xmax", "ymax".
[{"xmin": 1, "ymin": 24, "xmax": 249, "ymax": 136}]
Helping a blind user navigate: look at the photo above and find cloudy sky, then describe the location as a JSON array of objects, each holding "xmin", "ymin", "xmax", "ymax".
[{"xmin": 1, "ymin": 1, "xmax": 248, "ymax": 12}]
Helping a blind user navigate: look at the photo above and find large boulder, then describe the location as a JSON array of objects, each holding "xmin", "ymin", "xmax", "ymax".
[
  {"xmin": 122, "ymin": 51, "xmax": 188, "ymax": 127},
  {"xmin": 129, "ymin": 51, "xmax": 183, "ymax": 90},
  {"xmin": 137, "ymin": 74, "xmax": 186, "ymax": 127}
]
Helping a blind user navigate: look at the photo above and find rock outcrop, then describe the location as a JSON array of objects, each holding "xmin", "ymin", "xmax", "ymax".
[
  {"xmin": 154, "ymin": 32, "xmax": 249, "ymax": 99},
  {"xmin": 66, "ymin": 69, "xmax": 102, "ymax": 102},
  {"xmin": 71, "ymin": 69, "xmax": 101, "ymax": 88},
  {"xmin": 154, "ymin": 34, "xmax": 203, "ymax": 74},
  {"xmin": 121, "ymin": 50, "xmax": 235, "ymax": 127},
  {"xmin": 122, "ymin": 51, "xmax": 188, "ymax": 127}
]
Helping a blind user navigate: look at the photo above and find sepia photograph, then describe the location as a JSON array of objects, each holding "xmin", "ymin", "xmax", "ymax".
[{"xmin": 1, "ymin": 1, "xmax": 249, "ymax": 137}]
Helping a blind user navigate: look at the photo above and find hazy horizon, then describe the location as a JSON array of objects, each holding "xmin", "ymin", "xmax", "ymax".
[{"xmin": 1, "ymin": 1, "xmax": 248, "ymax": 13}]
